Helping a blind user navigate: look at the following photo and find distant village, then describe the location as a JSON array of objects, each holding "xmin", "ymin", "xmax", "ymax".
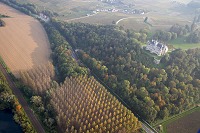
[
  {"xmin": 85, "ymin": 0, "xmax": 146, "ymax": 16},
  {"xmin": 90, "ymin": 8, "xmax": 145, "ymax": 15},
  {"xmin": 35, "ymin": 0, "xmax": 147, "ymax": 21},
  {"xmin": 99, "ymin": 0, "xmax": 123, "ymax": 4}
]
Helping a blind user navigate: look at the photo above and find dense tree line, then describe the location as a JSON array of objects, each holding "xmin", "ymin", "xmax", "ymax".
[
  {"xmin": 51, "ymin": 76, "xmax": 141, "ymax": 132},
  {"xmin": 0, "ymin": 0, "xmax": 35, "ymax": 15},
  {"xmin": 126, "ymin": 28, "xmax": 149, "ymax": 43},
  {"xmin": 0, "ymin": 14, "xmax": 9, "ymax": 18},
  {"xmin": 152, "ymin": 21, "xmax": 200, "ymax": 43},
  {"xmin": 78, "ymin": 50, "xmax": 108, "ymax": 78},
  {"xmin": 43, "ymin": 23, "xmax": 88, "ymax": 81},
  {"xmin": 153, "ymin": 30, "xmax": 177, "ymax": 42},
  {"xmin": 19, "ymin": 63, "xmax": 57, "ymax": 132},
  {"xmin": 1, "ymin": 1, "xmax": 142, "ymax": 132},
  {"xmin": 20, "ymin": 62, "xmax": 55, "ymax": 96},
  {"xmin": 187, "ymin": 29, "xmax": 200, "ymax": 43},
  {"xmin": 0, "ymin": 13, "xmax": 8, "ymax": 27},
  {"xmin": 51, "ymin": 21, "xmax": 200, "ymax": 123},
  {"xmin": 170, "ymin": 24, "xmax": 190, "ymax": 37},
  {"xmin": 0, "ymin": 71, "xmax": 36, "ymax": 133},
  {"xmin": 52, "ymin": 20, "xmax": 154, "ymax": 67},
  {"xmin": 152, "ymin": 24, "xmax": 191, "ymax": 42},
  {"xmin": 186, "ymin": 14, "xmax": 200, "ymax": 43},
  {"xmin": 0, "ymin": 0, "xmax": 56, "ymax": 17},
  {"xmin": 0, "ymin": 19, "xmax": 5, "ymax": 27},
  {"xmin": 20, "ymin": 64, "xmax": 142, "ymax": 133},
  {"xmin": 3, "ymin": 0, "xmax": 199, "ymax": 125}
]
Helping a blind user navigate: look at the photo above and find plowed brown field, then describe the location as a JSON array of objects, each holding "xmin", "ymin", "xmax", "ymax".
[
  {"xmin": 167, "ymin": 111, "xmax": 200, "ymax": 133},
  {"xmin": 0, "ymin": 2, "xmax": 51, "ymax": 77}
]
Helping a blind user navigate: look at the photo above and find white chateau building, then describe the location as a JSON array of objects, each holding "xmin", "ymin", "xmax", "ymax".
[
  {"xmin": 38, "ymin": 13, "xmax": 50, "ymax": 22},
  {"xmin": 145, "ymin": 40, "xmax": 168, "ymax": 56}
]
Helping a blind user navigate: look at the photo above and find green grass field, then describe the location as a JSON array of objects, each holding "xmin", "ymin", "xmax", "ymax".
[
  {"xmin": 117, "ymin": 16, "xmax": 149, "ymax": 30},
  {"xmin": 169, "ymin": 36, "xmax": 200, "ymax": 50},
  {"xmin": 117, "ymin": 12, "xmax": 191, "ymax": 31}
]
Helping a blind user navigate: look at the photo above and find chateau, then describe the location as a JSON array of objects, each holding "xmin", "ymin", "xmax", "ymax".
[{"xmin": 145, "ymin": 40, "xmax": 168, "ymax": 56}]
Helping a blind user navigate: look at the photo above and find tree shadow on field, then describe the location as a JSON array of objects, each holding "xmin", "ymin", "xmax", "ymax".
[
  {"xmin": 28, "ymin": 19, "xmax": 52, "ymax": 69},
  {"xmin": 0, "ymin": 3, "xmax": 51, "ymax": 76},
  {"xmin": 11, "ymin": 19, "xmax": 51, "ymax": 78}
]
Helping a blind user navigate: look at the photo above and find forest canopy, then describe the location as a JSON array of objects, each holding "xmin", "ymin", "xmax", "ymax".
[
  {"xmin": 51, "ymin": 20, "xmax": 200, "ymax": 123},
  {"xmin": 0, "ymin": 0, "xmax": 199, "ymax": 129}
]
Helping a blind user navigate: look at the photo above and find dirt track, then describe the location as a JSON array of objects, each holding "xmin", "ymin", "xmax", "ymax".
[{"xmin": 0, "ymin": 2, "xmax": 51, "ymax": 77}]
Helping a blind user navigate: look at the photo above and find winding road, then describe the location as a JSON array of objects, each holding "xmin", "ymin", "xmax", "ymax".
[
  {"xmin": 115, "ymin": 17, "xmax": 135, "ymax": 25},
  {"xmin": 0, "ymin": 63, "xmax": 45, "ymax": 133},
  {"xmin": 66, "ymin": 12, "xmax": 99, "ymax": 22}
]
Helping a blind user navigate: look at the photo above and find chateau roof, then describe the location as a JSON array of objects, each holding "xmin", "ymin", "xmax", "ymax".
[{"xmin": 146, "ymin": 40, "xmax": 168, "ymax": 56}]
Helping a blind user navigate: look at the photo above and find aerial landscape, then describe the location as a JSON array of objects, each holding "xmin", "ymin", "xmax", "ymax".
[{"xmin": 0, "ymin": 0, "xmax": 199, "ymax": 133}]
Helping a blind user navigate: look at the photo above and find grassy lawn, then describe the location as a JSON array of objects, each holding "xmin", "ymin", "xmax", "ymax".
[
  {"xmin": 116, "ymin": 11, "xmax": 191, "ymax": 31},
  {"xmin": 117, "ymin": 17, "xmax": 150, "ymax": 31},
  {"xmin": 153, "ymin": 106, "xmax": 200, "ymax": 133},
  {"xmin": 169, "ymin": 36, "xmax": 200, "ymax": 50}
]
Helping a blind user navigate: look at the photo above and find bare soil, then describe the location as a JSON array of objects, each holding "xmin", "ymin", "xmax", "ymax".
[
  {"xmin": 0, "ymin": 2, "xmax": 51, "ymax": 77},
  {"xmin": 167, "ymin": 111, "xmax": 200, "ymax": 133}
]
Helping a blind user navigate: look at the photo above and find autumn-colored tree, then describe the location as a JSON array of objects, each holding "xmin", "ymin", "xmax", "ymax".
[{"xmin": 50, "ymin": 76, "xmax": 141, "ymax": 132}]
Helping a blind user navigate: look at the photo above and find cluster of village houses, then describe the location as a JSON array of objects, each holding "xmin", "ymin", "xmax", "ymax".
[
  {"xmin": 95, "ymin": 8, "xmax": 145, "ymax": 14},
  {"xmin": 86, "ymin": 0, "xmax": 145, "ymax": 16},
  {"xmin": 87, "ymin": 8, "xmax": 145, "ymax": 16}
]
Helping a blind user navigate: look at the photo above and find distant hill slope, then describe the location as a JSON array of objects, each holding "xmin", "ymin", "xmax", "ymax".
[
  {"xmin": 188, "ymin": 0, "xmax": 200, "ymax": 8},
  {"xmin": 171, "ymin": 0, "xmax": 191, "ymax": 4}
]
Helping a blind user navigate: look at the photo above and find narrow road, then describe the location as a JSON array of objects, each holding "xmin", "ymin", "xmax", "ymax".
[
  {"xmin": 74, "ymin": 50, "xmax": 155, "ymax": 133},
  {"xmin": 142, "ymin": 123, "xmax": 155, "ymax": 133},
  {"xmin": 66, "ymin": 12, "xmax": 98, "ymax": 22},
  {"xmin": 0, "ymin": 63, "xmax": 45, "ymax": 133},
  {"xmin": 116, "ymin": 16, "xmax": 141, "ymax": 25},
  {"xmin": 116, "ymin": 17, "xmax": 132, "ymax": 25}
]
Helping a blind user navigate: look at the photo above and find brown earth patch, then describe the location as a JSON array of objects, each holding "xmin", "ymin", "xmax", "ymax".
[
  {"xmin": 167, "ymin": 111, "xmax": 200, "ymax": 133},
  {"xmin": 0, "ymin": 2, "xmax": 51, "ymax": 77}
]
